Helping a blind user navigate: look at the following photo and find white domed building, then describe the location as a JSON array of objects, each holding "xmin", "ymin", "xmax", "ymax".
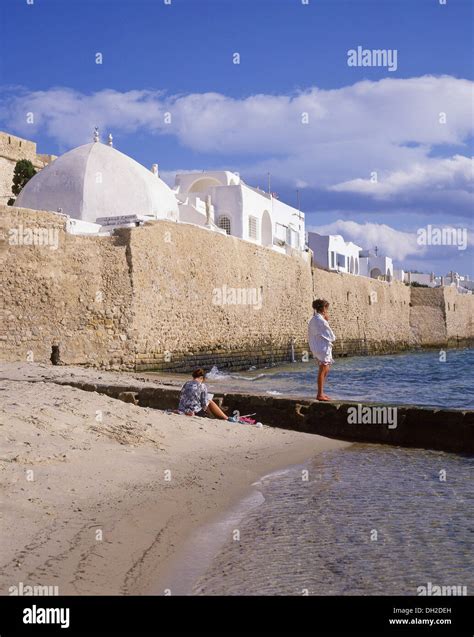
[{"xmin": 15, "ymin": 131, "xmax": 179, "ymax": 232}]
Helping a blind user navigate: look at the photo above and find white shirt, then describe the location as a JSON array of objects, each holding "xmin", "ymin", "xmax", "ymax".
[{"xmin": 308, "ymin": 313, "xmax": 336, "ymax": 363}]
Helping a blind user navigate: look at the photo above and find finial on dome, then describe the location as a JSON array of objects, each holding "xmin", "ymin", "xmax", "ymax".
[
  {"xmin": 107, "ymin": 133, "xmax": 113, "ymax": 147},
  {"xmin": 151, "ymin": 163, "xmax": 159, "ymax": 177},
  {"xmin": 93, "ymin": 127, "xmax": 100, "ymax": 142}
]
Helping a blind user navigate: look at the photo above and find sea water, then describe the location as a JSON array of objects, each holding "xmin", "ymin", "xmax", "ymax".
[
  {"xmin": 192, "ymin": 445, "xmax": 473, "ymax": 595},
  {"xmin": 178, "ymin": 349, "xmax": 473, "ymax": 595},
  {"xmin": 205, "ymin": 348, "xmax": 474, "ymax": 410}
]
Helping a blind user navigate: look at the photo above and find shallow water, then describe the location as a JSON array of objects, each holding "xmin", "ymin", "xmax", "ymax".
[
  {"xmin": 193, "ymin": 445, "xmax": 474, "ymax": 596},
  {"xmin": 203, "ymin": 348, "xmax": 473, "ymax": 410},
  {"xmin": 150, "ymin": 349, "xmax": 473, "ymax": 595}
]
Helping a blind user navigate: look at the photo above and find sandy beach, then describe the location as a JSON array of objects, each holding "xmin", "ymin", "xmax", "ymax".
[{"xmin": 0, "ymin": 362, "xmax": 348, "ymax": 596}]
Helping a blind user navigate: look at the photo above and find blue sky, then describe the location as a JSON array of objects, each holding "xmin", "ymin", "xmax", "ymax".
[{"xmin": 1, "ymin": 0, "xmax": 473, "ymax": 275}]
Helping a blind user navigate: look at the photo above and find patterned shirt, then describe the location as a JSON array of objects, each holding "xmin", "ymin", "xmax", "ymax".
[{"xmin": 178, "ymin": 380, "xmax": 209, "ymax": 414}]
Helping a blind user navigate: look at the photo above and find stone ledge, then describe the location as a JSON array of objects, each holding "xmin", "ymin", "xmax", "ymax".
[{"xmin": 42, "ymin": 378, "xmax": 474, "ymax": 454}]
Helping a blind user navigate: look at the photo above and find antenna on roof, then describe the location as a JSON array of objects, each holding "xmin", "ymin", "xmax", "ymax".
[
  {"xmin": 93, "ymin": 127, "xmax": 100, "ymax": 143},
  {"xmin": 107, "ymin": 133, "xmax": 113, "ymax": 147}
]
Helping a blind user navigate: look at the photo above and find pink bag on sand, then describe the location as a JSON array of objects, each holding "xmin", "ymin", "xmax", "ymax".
[{"xmin": 239, "ymin": 416, "xmax": 256, "ymax": 425}]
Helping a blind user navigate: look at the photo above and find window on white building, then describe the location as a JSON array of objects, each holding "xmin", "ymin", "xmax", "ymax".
[
  {"xmin": 248, "ymin": 215, "xmax": 259, "ymax": 240},
  {"xmin": 330, "ymin": 251, "xmax": 336, "ymax": 269},
  {"xmin": 286, "ymin": 227, "xmax": 299, "ymax": 248},
  {"xmin": 337, "ymin": 253, "xmax": 346, "ymax": 269},
  {"xmin": 275, "ymin": 223, "xmax": 286, "ymax": 238},
  {"xmin": 218, "ymin": 215, "xmax": 231, "ymax": 235},
  {"xmin": 273, "ymin": 223, "xmax": 287, "ymax": 247}
]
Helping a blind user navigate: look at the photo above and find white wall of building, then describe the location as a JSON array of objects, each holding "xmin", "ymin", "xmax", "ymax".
[
  {"xmin": 404, "ymin": 272, "xmax": 437, "ymax": 287},
  {"xmin": 308, "ymin": 233, "xmax": 330, "ymax": 268},
  {"xmin": 272, "ymin": 196, "xmax": 305, "ymax": 252},
  {"xmin": 403, "ymin": 271, "xmax": 473, "ymax": 292},
  {"xmin": 307, "ymin": 232, "xmax": 361, "ymax": 274},
  {"xmin": 66, "ymin": 217, "xmax": 103, "ymax": 235},
  {"xmin": 174, "ymin": 171, "xmax": 305, "ymax": 255},
  {"xmin": 359, "ymin": 252, "xmax": 394, "ymax": 281},
  {"xmin": 175, "ymin": 170, "xmax": 240, "ymax": 193},
  {"xmin": 393, "ymin": 268, "xmax": 405, "ymax": 282}
]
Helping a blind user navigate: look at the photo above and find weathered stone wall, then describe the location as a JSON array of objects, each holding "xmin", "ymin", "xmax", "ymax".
[
  {"xmin": 312, "ymin": 268, "xmax": 412, "ymax": 355},
  {"xmin": 410, "ymin": 286, "xmax": 473, "ymax": 348},
  {"xmin": 0, "ymin": 157, "xmax": 16, "ymax": 205},
  {"xmin": 1, "ymin": 205, "xmax": 472, "ymax": 371},
  {"xmin": 409, "ymin": 288, "xmax": 447, "ymax": 346},
  {"xmin": 124, "ymin": 220, "xmax": 314, "ymax": 370},
  {"xmin": 0, "ymin": 205, "xmax": 314, "ymax": 370},
  {"xmin": 1, "ymin": 205, "xmax": 134, "ymax": 367},
  {"xmin": 444, "ymin": 286, "xmax": 473, "ymax": 344},
  {"xmin": 0, "ymin": 132, "xmax": 56, "ymax": 205}
]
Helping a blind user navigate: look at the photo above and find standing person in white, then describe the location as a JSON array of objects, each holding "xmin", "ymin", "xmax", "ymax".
[{"xmin": 308, "ymin": 299, "xmax": 336, "ymax": 401}]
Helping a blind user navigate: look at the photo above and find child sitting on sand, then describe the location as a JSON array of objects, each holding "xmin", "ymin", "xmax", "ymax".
[
  {"xmin": 308, "ymin": 299, "xmax": 336, "ymax": 401},
  {"xmin": 178, "ymin": 368, "xmax": 232, "ymax": 420}
]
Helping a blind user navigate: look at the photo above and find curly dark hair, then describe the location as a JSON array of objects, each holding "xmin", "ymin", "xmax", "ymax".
[{"xmin": 192, "ymin": 368, "xmax": 206, "ymax": 379}]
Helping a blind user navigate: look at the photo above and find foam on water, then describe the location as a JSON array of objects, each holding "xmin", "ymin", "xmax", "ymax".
[{"xmin": 205, "ymin": 364, "xmax": 267, "ymax": 382}]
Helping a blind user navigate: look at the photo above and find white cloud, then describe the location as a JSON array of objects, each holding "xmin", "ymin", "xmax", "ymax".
[
  {"xmin": 165, "ymin": 76, "xmax": 472, "ymax": 158},
  {"xmin": 2, "ymin": 87, "xmax": 166, "ymax": 149},
  {"xmin": 308, "ymin": 220, "xmax": 423, "ymax": 261},
  {"xmin": 309, "ymin": 219, "xmax": 473, "ymax": 264},
  {"xmin": 329, "ymin": 155, "xmax": 473, "ymax": 200},
  {"xmin": 1, "ymin": 75, "xmax": 472, "ymax": 215}
]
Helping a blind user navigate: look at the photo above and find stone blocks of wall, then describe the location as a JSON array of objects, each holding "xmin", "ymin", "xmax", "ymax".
[
  {"xmin": 1, "ymin": 204, "xmax": 472, "ymax": 372},
  {"xmin": 124, "ymin": 220, "xmax": 314, "ymax": 370},
  {"xmin": 1, "ymin": 205, "xmax": 134, "ymax": 367},
  {"xmin": 410, "ymin": 286, "xmax": 473, "ymax": 348},
  {"xmin": 46, "ymin": 378, "xmax": 474, "ymax": 454},
  {"xmin": 409, "ymin": 287, "xmax": 447, "ymax": 346},
  {"xmin": 0, "ymin": 132, "xmax": 56, "ymax": 204},
  {"xmin": 444, "ymin": 286, "xmax": 474, "ymax": 345}
]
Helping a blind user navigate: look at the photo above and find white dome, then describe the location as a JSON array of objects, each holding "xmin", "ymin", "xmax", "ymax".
[{"xmin": 15, "ymin": 141, "xmax": 179, "ymax": 223}]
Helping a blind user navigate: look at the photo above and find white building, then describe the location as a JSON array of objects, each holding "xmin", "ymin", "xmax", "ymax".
[
  {"xmin": 441, "ymin": 271, "xmax": 472, "ymax": 291},
  {"xmin": 404, "ymin": 271, "xmax": 473, "ymax": 293},
  {"xmin": 175, "ymin": 171, "xmax": 305, "ymax": 255},
  {"xmin": 455, "ymin": 275, "xmax": 473, "ymax": 292},
  {"xmin": 15, "ymin": 131, "xmax": 179, "ymax": 233},
  {"xmin": 307, "ymin": 232, "xmax": 361, "ymax": 274},
  {"xmin": 14, "ymin": 132, "xmax": 307, "ymax": 254},
  {"xmin": 404, "ymin": 272, "xmax": 438, "ymax": 287},
  {"xmin": 393, "ymin": 268, "xmax": 405, "ymax": 282},
  {"xmin": 307, "ymin": 232, "xmax": 397, "ymax": 281},
  {"xmin": 359, "ymin": 249, "xmax": 394, "ymax": 282}
]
